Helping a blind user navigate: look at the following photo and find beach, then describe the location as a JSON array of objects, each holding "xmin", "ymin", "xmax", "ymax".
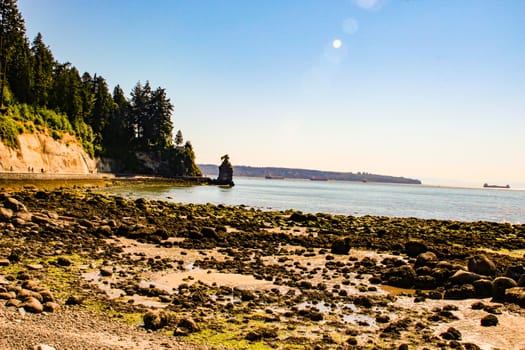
[{"xmin": 1, "ymin": 184, "xmax": 525, "ymax": 349}]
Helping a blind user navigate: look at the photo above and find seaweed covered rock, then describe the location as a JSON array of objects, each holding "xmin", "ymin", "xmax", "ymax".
[
  {"xmin": 382, "ymin": 265, "xmax": 416, "ymax": 288},
  {"xmin": 331, "ymin": 237, "xmax": 351, "ymax": 255},
  {"xmin": 468, "ymin": 254, "xmax": 497, "ymax": 277},
  {"xmin": 492, "ymin": 277, "xmax": 518, "ymax": 301},
  {"xmin": 504, "ymin": 287, "xmax": 525, "ymax": 308}
]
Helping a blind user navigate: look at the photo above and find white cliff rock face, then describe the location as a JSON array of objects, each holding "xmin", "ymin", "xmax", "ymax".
[{"xmin": 0, "ymin": 132, "xmax": 96, "ymax": 174}]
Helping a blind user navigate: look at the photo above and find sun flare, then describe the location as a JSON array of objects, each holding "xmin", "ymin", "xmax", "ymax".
[{"xmin": 332, "ymin": 39, "xmax": 342, "ymax": 49}]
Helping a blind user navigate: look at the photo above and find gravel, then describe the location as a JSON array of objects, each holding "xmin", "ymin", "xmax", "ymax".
[{"xmin": 0, "ymin": 305, "xmax": 207, "ymax": 350}]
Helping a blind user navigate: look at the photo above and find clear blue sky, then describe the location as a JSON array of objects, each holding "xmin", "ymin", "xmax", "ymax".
[{"xmin": 19, "ymin": 0, "xmax": 525, "ymax": 186}]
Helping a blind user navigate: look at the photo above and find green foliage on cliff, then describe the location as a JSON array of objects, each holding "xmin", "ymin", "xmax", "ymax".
[
  {"xmin": 0, "ymin": 113, "xmax": 20, "ymax": 149},
  {"xmin": 0, "ymin": 0, "xmax": 201, "ymax": 176}
]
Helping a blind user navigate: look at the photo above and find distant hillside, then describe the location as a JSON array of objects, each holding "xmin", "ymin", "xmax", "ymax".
[{"xmin": 199, "ymin": 164, "xmax": 421, "ymax": 185}]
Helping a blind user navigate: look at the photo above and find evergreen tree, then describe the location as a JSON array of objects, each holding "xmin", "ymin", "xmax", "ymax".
[
  {"xmin": 130, "ymin": 81, "xmax": 151, "ymax": 148},
  {"xmin": 30, "ymin": 33, "xmax": 55, "ymax": 107},
  {"xmin": 148, "ymin": 86, "xmax": 173, "ymax": 150},
  {"xmin": 0, "ymin": 0, "xmax": 32, "ymax": 104},
  {"xmin": 50, "ymin": 63, "xmax": 85, "ymax": 128},
  {"xmin": 104, "ymin": 84, "xmax": 133, "ymax": 156},
  {"xmin": 88, "ymin": 75, "xmax": 115, "ymax": 155}
]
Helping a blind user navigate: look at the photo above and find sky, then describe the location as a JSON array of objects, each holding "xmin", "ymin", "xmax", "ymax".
[{"xmin": 18, "ymin": 0, "xmax": 525, "ymax": 186}]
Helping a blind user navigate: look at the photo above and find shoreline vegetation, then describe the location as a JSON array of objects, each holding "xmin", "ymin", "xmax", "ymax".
[{"xmin": 1, "ymin": 182, "xmax": 524, "ymax": 349}]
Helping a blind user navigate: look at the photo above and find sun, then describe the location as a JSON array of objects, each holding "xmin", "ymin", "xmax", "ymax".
[{"xmin": 332, "ymin": 39, "xmax": 342, "ymax": 49}]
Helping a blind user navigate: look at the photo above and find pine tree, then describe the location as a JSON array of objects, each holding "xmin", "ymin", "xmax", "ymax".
[
  {"xmin": 0, "ymin": 0, "xmax": 32, "ymax": 104},
  {"xmin": 30, "ymin": 33, "xmax": 55, "ymax": 107}
]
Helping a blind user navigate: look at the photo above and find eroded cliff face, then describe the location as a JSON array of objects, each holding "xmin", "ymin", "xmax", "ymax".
[{"xmin": 0, "ymin": 132, "xmax": 96, "ymax": 174}]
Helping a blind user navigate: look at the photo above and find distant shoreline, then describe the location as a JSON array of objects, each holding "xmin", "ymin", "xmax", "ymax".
[{"xmin": 199, "ymin": 164, "xmax": 422, "ymax": 185}]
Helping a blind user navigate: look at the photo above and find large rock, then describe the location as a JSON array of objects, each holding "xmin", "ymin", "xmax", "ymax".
[
  {"xmin": 331, "ymin": 237, "xmax": 351, "ymax": 255},
  {"xmin": 506, "ymin": 265, "xmax": 525, "ymax": 282},
  {"xmin": 473, "ymin": 279, "xmax": 493, "ymax": 298},
  {"xmin": 448, "ymin": 270, "xmax": 483, "ymax": 285},
  {"xmin": 404, "ymin": 241, "xmax": 428, "ymax": 257},
  {"xmin": 0, "ymin": 207, "xmax": 14, "ymax": 221},
  {"xmin": 211, "ymin": 154, "xmax": 234, "ymax": 186},
  {"xmin": 504, "ymin": 287, "xmax": 525, "ymax": 308},
  {"xmin": 21, "ymin": 297, "xmax": 44, "ymax": 313},
  {"xmin": 414, "ymin": 252, "xmax": 438, "ymax": 268},
  {"xmin": 383, "ymin": 265, "xmax": 416, "ymax": 288},
  {"xmin": 143, "ymin": 310, "xmax": 171, "ymax": 330},
  {"xmin": 492, "ymin": 277, "xmax": 518, "ymax": 301},
  {"xmin": 480, "ymin": 314, "xmax": 498, "ymax": 327},
  {"xmin": 444, "ymin": 284, "xmax": 476, "ymax": 300},
  {"xmin": 467, "ymin": 254, "xmax": 496, "ymax": 277}
]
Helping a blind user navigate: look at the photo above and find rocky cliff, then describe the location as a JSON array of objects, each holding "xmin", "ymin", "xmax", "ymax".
[{"xmin": 0, "ymin": 132, "xmax": 97, "ymax": 174}]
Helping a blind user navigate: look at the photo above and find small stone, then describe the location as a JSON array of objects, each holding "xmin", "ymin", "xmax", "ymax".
[
  {"xmin": 33, "ymin": 344, "xmax": 56, "ymax": 350},
  {"xmin": 480, "ymin": 314, "xmax": 498, "ymax": 327},
  {"xmin": 56, "ymin": 257, "xmax": 73, "ymax": 267},
  {"xmin": 100, "ymin": 267, "xmax": 113, "ymax": 277},
  {"xmin": 26, "ymin": 264, "xmax": 44, "ymax": 270},
  {"xmin": 0, "ymin": 258, "xmax": 10, "ymax": 266}
]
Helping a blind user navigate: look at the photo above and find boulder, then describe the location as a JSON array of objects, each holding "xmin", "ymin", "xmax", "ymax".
[
  {"xmin": 143, "ymin": 310, "xmax": 173, "ymax": 330},
  {"xmin": 448, "ymin": 270, "xmax": 483, "ymax": 285},
  {"xmin": 383, "ymin": 265, "xmax": 416, "ymax": 288},
  {"xmin": 440, "ymin": 327, "xmax": 461, "ymax": 340},
  {"xmin": 177, "ymin": 316, "xmax": 200, "ymax": 333},
  {"xmin": 505, "ymin": 265, "xmax": 524, "ymax": 281},
  {"xmin": 405, "ymin": 241, "xmax": 428, "ymax": 257},
  {"xmin": 17, "ymin": 289, "xmax": 43, "ymax": 302},
  {"xmin": 467, "ymin": 255, "xmax": 496, "ymax": 277},
  {"xmin": 444, "ymin": 284, "xmax": 476, "ymax": 300},
  {"xmin": 0, "ymin": 291, "xmax": 16, "ymax": 300},
  {"xmin": 492, "ymin": 277, "xmax": 518, "ymax": 301},
  {"xmin": 21, "ymin": 297, "xmax": 44, "ymax": 313},
  {"xmin": 65, "ymin": 295, "xmax": 83, "ymax": 305},
  {"xmin": 331, "ymin": 237, "xmax": 351, "ymax": 255},
  {"xmin": 415, "ymin": 252, "xmax": 438, "ymax": 268},
  {"xmin": 0, "ymin": 207, "xmax": 14, "ymax": 221},
  {"xmin": 414, "ymin": 275, "xmax": 437, "ymax": 290},
  {"xmin": 473, "ymin": 279, "xmax": 493, "ymax": 298},
  {"xmin": 43, "ymin": 301, "xmax": 61, "ymax": 313},
  {"xmin": 518, "ymin": 274, "xmax": 525, "ymax": 287},
  {"xmin": 4, "ymin": 197, "xmax": 28, "ymax": 212},
  {"xmin": 504, "ymin": 287, "xmax": 525, "ymax": 308},
  {"xmin": 480, "ymin": 314, "xmax": 498, "ymax": 327},
  {"xmin": 201, "ymin": 227, "xmax": 218, "ymax": 239}
]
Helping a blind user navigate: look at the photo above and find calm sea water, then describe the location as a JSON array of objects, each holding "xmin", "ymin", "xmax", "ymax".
[{"xmin": 104, "ymin": 177, "xmax": 525, "ymax": 224}]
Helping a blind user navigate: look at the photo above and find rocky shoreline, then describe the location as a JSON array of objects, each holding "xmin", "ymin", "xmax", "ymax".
[{"xmin": 1, "ymin": 186, "xmax": 524, "ymax": 349}]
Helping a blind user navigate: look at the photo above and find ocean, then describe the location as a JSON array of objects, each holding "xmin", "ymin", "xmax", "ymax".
[{"xmin": 104, "ymin": 177, "xmax": 525, "ymax": 224}]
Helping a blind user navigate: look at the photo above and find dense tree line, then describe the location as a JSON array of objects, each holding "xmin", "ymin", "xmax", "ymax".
[{"xmin": 0, "ymin": 0, "xmax": 200, "ymax": 176}]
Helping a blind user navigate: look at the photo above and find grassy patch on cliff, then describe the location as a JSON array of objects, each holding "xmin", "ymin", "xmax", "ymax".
[{"xmin": 1, "ymin": 103, "xmax": 95, "ymax": 157}]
